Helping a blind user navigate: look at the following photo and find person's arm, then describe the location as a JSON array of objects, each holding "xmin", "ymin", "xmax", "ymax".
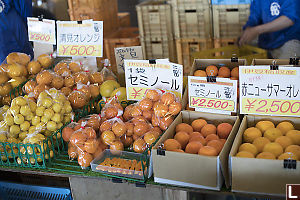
[
  {"xmin": 243, "ymin": 0, "xmax": 262, "ymax": 29},
  {"xmin": 13, "ymin": 0, "xmax": 32, "ymax": 21},
  {"xmin": 239, "ymin": 16, "xmax": 294, "ymax": 46}
]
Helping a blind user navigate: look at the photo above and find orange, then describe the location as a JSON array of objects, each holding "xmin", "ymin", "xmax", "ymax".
[
  {"xmin": 252, "ymin": 137, "xmax": 270, "ymax": 152},
  {"xmin": 278, "ymin": 152, "xmax": 298, "ymax": 161},
  {"xmin": 174, "ymin": 131, "xmax": 190, "ymax": 148},
  {"xmin": 189, "ymin": 133, "xmax": 206, "ymax": 145},
  {"xmin": 206, "ymin": 65, "xmax": 218, "ymax": 76},
  {"xmin": 255, "ymin": 121, "xmax": 275, "ymax": 133},
  {"xmin": 198, "ymin": 146, "xmax": 218, "ymax": 156},
  {"xmin": 238, "ymin": 143, "xmax": 258, "ymax": 156},
  {"xmin": 189, "ymin": 131, "xmax": 203, "ymax": 138},
  {"xmin": 219, "ymin": 139, "xmax": 226, "ymax": 147},
  {"xmin": 172, "ymin": 149, "xmax": 185, "ymax": 153},
  {"xmin": 191, "ymin": 119, "xmax": 207, "ymax": 132},
  {"xmin": 217, "ymin": 123, "xmax": 232, "ymax": 139},
  {"xmin": 110, "ymin": 140, "xmax": 124, "ymax": 151},
  {"xmin": 231, "ymin": 67, "xmax": 239, "ymax": 78},
  {"xmin": 276, "ymin": 121, "xmax": 295, "ymax": 135},
  {"xmin": 164, "ymin": 139, "xmax": 182, "ymax": 151},
  {"xmin": 263, "ymin": 128, "xmax": 283, "ymax": 142},
  {"xmin": 176, "ymin": 123, "xmax": 193, "ymax": 134},
  {"xmin": 285, "ymin": 145, "xmax": 300, "ymax": 159},
  {"xmin": 201, "ymin": 124, "xmax": 217, "ymax": 137},
  {"xmin": 161, "ymin": 93, "xmax": 175, "ymax": 106},
  {"xmin": 146, "ymin": 89, "xmax": 160, "ymax": 102},
  {"xmin": 153, "ymin": 103, "xmax": 168, "ymax": 118},
  {"xmin": 243, "ymin": 127, "xmax": 262, "ymax": 143},
  {"xmin": 275, "ymin": 136, "xmax": 293, "ymax": 150},
  {"xmin": 263, "ymin": 142, "xmax": 283, "ymax": 158},
  {"xmin": 205, "ymin": 134, "xmax": 219, "ymax": 143},
  {"xmin": 194, "ymin": 70, "xmax": 207, "ymax": 77},
  {"xmin": 138, "ymin": 98, "xmax": 153, "ymax": 111},
  {"xmin": 286, "ymin": 130, "xmax": 300, "ymax": 145},
  {"xmin": 133, "ymin": 138, "xmax": 147, "ymax": 153},
  {"xmin": 235, "ymin": 151, "xmax": 254, "ymax": 158},
  {"xmin": 101, "ymin": 130, "xmax": 116, "ymax": 145},
  {"xmin": 144, "ymin": 132, "xmax": 157, "ymax": 145},
  {"xmin": 185, "ymin": 141, "xmax": 203, "ymax": 154},
  {"xmin": 207, "ymin": 140, "xmax": 223, "ymax": 154},
  {"xmin": 218, "ymin": 66, "xmax": 231, "ymax": 78},
  {"xmin": 256, "ymin": 152, "xmax": 276, "ymax": 160}
]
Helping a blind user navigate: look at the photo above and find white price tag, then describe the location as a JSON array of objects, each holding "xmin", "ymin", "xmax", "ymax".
[
  {"xmin": 27, "ymin": 17, "xmax": 56, "ymax": 44},
  {"xmin": 125, "ymin": 60, "xmax": 183, "ymax": 101},
  {"xmin": 188, "ymin": 76, "xmax": 238, "ymax": 115}
]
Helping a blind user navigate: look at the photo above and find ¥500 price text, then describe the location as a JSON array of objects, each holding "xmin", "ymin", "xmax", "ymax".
[
  {"xmin": 30, "ymin": 33, "xmax": 51, "ymax": 42},
  {"xmin": 59, "ymin": 45, "xmax": 100, "ymax": 56}
]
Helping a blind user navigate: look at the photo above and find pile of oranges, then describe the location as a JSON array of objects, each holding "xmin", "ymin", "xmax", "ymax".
[
  {"xmin": 162, "ymin": 118, "xmax": 233, "ymax": 156},
  {"xmin": 193, "ymin": 65, "xmax": 239, "ymax": 80},
  {"xmin": 236, "ymin": 120, "xmax": 300, "ymax": 160}
]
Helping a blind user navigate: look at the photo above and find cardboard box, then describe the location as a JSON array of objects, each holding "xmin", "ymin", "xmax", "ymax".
[
  {"xmin": 230, "ymin": 115, "xmax": 300, "ymax": 196},
  {"xmin": 152, "ymin": 111, "xmax": 240, "ymax": 190},
  {"xmin": 251, "ymin": 59, "xmax": 291, "ymax": 66}
]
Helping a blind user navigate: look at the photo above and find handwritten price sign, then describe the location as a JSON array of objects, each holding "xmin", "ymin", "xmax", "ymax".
[
  {"xmin": 240, "ymin": 66, "xmax": 300, "ymax": 117},
  {"xmin": 27, "ymin": 17, "xmax": 56, "ymax": 44},
  {"xmin": 188, "ymin": 76, "xmax": 237, "ymax": 114},
  {"xmin": 57, "ymin": 21, "xmax": 103, "ymax": 57},
  {"xmin": 125, "ymin": 60, "xmax": 183, "ymax": 101}
]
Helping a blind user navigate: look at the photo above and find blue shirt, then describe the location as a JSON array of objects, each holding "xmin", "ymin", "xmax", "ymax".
[
  {"xmin": 244, "ymin": 0, "xmax": 300, "ymax": 50},
  {"xmin": 0, "ymin": 0, "xmax": 33, "ymax": 63}
]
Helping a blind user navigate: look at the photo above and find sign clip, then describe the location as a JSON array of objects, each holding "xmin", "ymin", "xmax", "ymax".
[
  {"xmin": 157, "ymin": 148, "xmax": 165, "ymax": 156},
  {"xmin": 289, "ymin": 57, "xmax": 299, "ymax": 65},
  {"xmin": 149, "ymin": 59, "xmax": 156, "ymax": 64},
  {"xmin": 38, "ymin": 15, "xmax": 44, "ymax": 21},
  {"xmin": 283, "ymin": 159, "xmax": 297, "ymax": 169},
  {"xmin": 207, "ymin": 76, "xmax": 217, "ymax": 83},
  {"xmin": 231, "ymin": 56, "xmax": 238, "ymax": 63}
]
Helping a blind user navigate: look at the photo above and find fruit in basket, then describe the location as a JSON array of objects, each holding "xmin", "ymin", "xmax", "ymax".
[
  {"xmin": 218, "ymin": 66, "xmax": 230, "ymax": 78},
  {"xmin": 0, "ymin": 72, "xmax": 9, "ymax": 85},
  {"xmin": 36, "ymin": 71, "xmax": 53, "ymax": 85},
  {"xmin": 68, "ymin": 91, "xmax": 87, "ymax": 109},
  {"xmin": 207, "ymin": 140, "xmax": 223, "ymax": 154},
  {"xmin": 159, "ymin": 116, "xmax": 173, "ymax": 131},
  {"xmin": 285, "ymin": 145, "xmax": 300, "ymax": 159},
  {"xmin": 198, "ymin": 146, "xmax": 218, "ymax": 156},
  {"xmin": 68, "ymin": 145, "xmax": 78, "ymax": 160},
  {"xmin": 263, "ymin": 128, "xmax": 283, "ymax": 142},
  {"xmin": 194, "ymin": 70, "xmax": 207, "ymax": 77},
  {"xmin": 51, "ymin": 75, "xmax": 64, "ymax": 89},
  {"xmin": 10, "ymin": 76, "xmax": 26, "ymax": 88},
  {"xmin": 252, "ymin": 137, "xmax": 270, "ymax": 152},
  {"xmin": 256, "ymin": 152, "xmax": 276, "ymax": 159},
  {"xmin": 133, "ymin": 138, "xmax": 147, "ymax": 153},
  {"xmin": 276, "ymin": 121, "xmax": 295, "ymax": 135},
  {"xmin": 185, "ymin": 141, "xmax": 203, "ymax": 154},
  {"xmin": 191, "ymin": 119, "xmax": 207, "ymax": 132},
  {"xmin": 255, "ymin": 120, "xmax": 275, "ymax": 133},
  {"xmin": 176, "ymin": 123, "xmax": 193, "ymax": 134},
  {"xmin": 161, "ymin": 93, "xmax": 175, "ymax": 106},
  {"xmin": 206, "ymin": 65, "xmax": 218, "ymax": 76},
  {"xmin": 89, "ymin": 84, "xmax": 100, "ymax": 98},
  {"xmin": 205, "ymin": 134, "xmax": 219, "ymax": 143},
  {"xmin": 84, "ymin": 139, "xmax": 99, "ymax": 154},
  {"xmin": 286, "ymin": 130, "xmax": 300, "ymax": 145},
  {"xmin": 263, "ymin": 142, "xmax": 283, "ymax": 158},
  {"xmin": 0, "ymin": 83, "xmax": 12, "ymax": 96},
  {"xmin": 69, "ymin": 62, "xmax": 82, "ymax": 73},
  {"xmin": 74, "ymin": 72, "xmax": 89, "ymax": 84},
  {"xmin": 78, "ymin": 151, "xmax": 93, "ymax": 168},
  {"xmin": 27, "ymin": 61, "xmax": 41, "ymax": 75},
  {"xmin": 110, "ymin": 140, "xmax": 124, "ymax": 151},
  {"xmin": 238, "ymin": 143, "xmax": 258, "ymax": 156},
  {"xmin": 101, "ymin": 130, "xmax": 116, "ymax": 145},
  {"xmin": 6, "ymin": 52, "xmax": 30, "ymax": 66},
  {"xmin": 24, "ymin": 80, "xmax": 37, "ymax": 94},
  {"xmin": 217, "ymin": 123, "xmax": 233, "ymax": 139},
  {"xmin": 37, "ymin": 54, "xmax": 52, "ymax": 68},
  {"xmin": 7, "ymin": 63, "xmax": 26, "ymax": 78},
  {"xmin": 89, "ymin": 72, "xmax": 104, "ymax": 84},
  {"xmin": 164, "ymin": 139, "xmax": 181, "ymax": 151},
  {"xmin": 243, "ymin": 127, "xmax": 262, "ymax": 143},
  {"xmin": 110, "ymin": 87, "xmax": 126, "ymax": 101},
  {"xmin": 231, "ymin": 67, "xmax": 239, "ymax": 78},
  {"xmin": 100, "ymin": 80, "xmax": 120, "ymax": 97},
  {"xmin": 112, "ymin": 122, "xmax": 127, "ymax": 137},
  {"xmin": 146, "ymin": 89, "xmax": 160, "ymax": 101},
  {"xmin": 236, "ymin": 151, "xmax": 254, "ymax": 158},
  {"xmin": 201, "ymin": 124, "xmax": 217, "ymax": 137},
  {"xmin": 278, "ymin": 152, "xmax": 298, "ymax": 160}
]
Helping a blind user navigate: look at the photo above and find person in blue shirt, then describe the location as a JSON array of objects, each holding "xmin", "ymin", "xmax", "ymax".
[
  {"xmin": 0, "ymin": 0, "xmax": 33, "ymax": 63},
  {"xmin": 239, "ymin": 0, "xmax": 300, "ymax": 59}
]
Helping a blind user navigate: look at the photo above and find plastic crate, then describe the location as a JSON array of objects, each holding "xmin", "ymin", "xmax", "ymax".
[
  {"xmin": 176, "ymin": 38, "xmax": 213, "ymax": 75},
  {"xmin": 171, "ymin": 0, "xmax": 211, "ymax": 39},
  {"xmin": 212, "ymin": 0, "xmax": 251, "ymax": 5},
  {"xmin": 0, "ymin": 181, "xmax": 72, "ymax": 200},
  {"xmin": 192, "ymin": 45, "xmax": 267, "ymax": 65},
  {"xmin": 118, "ymin": 12, "xmax": 131, "ymax": 28},
  {"xmin": 136, "ymin": 0, "xmax": 173, "ymax": 38},
  {"xmin": 141, "ymin": 37, "xmax": 177, "ymax": 62},
  {"xmin": 212, "ymin": 4, "xmax": 250, "ymax": 38}
]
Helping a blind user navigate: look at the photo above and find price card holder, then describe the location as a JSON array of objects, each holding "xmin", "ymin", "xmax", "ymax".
[
  {"xmin": 188, "ymin": 76, "xmax": 238, "ymax": 115},
  {"xmin": 240, "ymin": 66, "xmax": 300, "ymax": 117},
  {"xmin": 124, "ymin": 59, "xmax": 183, "ymax": 101}
]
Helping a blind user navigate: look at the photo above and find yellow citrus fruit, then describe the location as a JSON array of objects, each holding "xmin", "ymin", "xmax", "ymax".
[
  {"xmin": 243, "ymin": 127, "xmax": 262, "ymax": 143},
  {"xmin": 275, "ymin": 136, "xmax": 293, "ymax": 150},
  {"xmin": 285, "ymin": 145, "xmax": 300, "ymax": 159},
  {"xmin": 255, "ymin": 121, "xmax": 275, "ymax": 133},
  {"xmin": 256, "ymin": 152, "xmax": 276, "ymax": 160},
  {"xmin": 286, "ymin": 130, "xmax": 300, "ymax": 145},
  {"xmin": 236, "ymin": 151, "xmax": 254, "ymax": 158},
  {"xmin": 276, "ymin": 121, "xmax": 294, "ymax": 135},
  {"xmin": 263, "ymin": 142, "xmax": 283, "ymax": 158},
  {"xmin": 238, "ymin": 143, "xmax": 258, "ymax": 156},
  {"xmin": 252, "ymin": 137, "xmax": 270, "ymax": 152},
  {"xmin": 278, "ymin": 152, "xmax": 298, "ymax": 161},
  {"xmin": 263, "ymin": 128, "xmax": 283, "ymax": 142}
]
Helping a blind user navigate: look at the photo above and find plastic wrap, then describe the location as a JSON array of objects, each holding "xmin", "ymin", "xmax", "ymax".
[{"xmin": 100, "ymin": 97, "xmax": 123, "ymax": 120}]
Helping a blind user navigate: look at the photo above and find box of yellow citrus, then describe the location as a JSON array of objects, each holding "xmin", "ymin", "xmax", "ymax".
[
  {"xmin": 230, "ymin": 115, "xmax": 300, "ymax": 195},
  {"xmin": 152, "ymin": 110, "xmax": 240, "ymax": 190}
]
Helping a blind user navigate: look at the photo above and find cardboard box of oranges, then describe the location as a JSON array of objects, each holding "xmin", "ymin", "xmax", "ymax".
[
  {"xmin": 251, "ymin": 59, "xmax": 292, "ymax": 66},
  {"xmin": 230, "ymin": 115, "xmax": 300, "ymax": 195},
  {"xmin": 152, "ymin": 111, "xmax": 240, "ymax": 190}
]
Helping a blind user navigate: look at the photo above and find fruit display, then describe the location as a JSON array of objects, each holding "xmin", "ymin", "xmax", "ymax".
[
  {"xmin": 193, "ymin": 65, "xmax": 239, "ymax": 80},
  {"xmin": 0, "ymin": 53, "xmax": 53, "ymax": 105},
  {"xmin": 162, "ymin": 119, "xmax": 233, "ymax": 156},
  {"xmin": 235, "ymin": 120, "xmax": 300, "ymax": 160}
]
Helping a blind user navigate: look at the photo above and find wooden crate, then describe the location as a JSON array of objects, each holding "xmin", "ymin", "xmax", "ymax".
[
  {"xmin": 104, "ymin": 27, "xmax": 140, "ymax": 74},
  {"xmin": 118, "ymin": 12, "xmax": 131, "ymax": 28},
  {"xmin": 168, "ymin": 0, "xmax": 210, "ymax": 7},
  {"xmin": 171, "ymin": 0, "xmax": 212, "ymax": 39},
  {"xmin": 214, "ymin": 38, "xmax": 236, "ymax": 48},
  {"xmin": 176, "ymin": 38, "xmax": 213, "ymax": 75},
  {"xmin": 68, "ymin": 0, "xmax": 114, "ymax": 10},
  {"xmin": 212, "ymin": 4, "xmax": 250, "ymax": 38},
  {"xmin": 68, "ymin": 0, "xmax": 119, "ymax": 36},
  {"xmin": 141, "ymin": 37, "xmax": 177, "ymax": 62},
  {"xmin": 136, "ymin": 0, "xmax": 173, "ymax": 38}
]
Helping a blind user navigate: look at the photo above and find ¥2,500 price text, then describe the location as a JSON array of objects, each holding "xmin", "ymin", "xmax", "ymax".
[
  {"xmin": 242, "ymin": 98, "xmax": 300, "ymax": 116},
  {"xmin": 190, "ymin": 97, "xmax": 235, "ymax": 111}
]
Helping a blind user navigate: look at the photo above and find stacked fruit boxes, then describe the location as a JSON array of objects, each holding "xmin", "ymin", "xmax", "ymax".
[
  {"xmin": 171, "ymin": 0, "xmax": 213, "ymax": 75},
  {"xmin": 136, "ymin": 0, "xmax": 176, "ymax": 62},
  {"xmin": 211, "ymin": 0, "xmax": 251, "ymax": 48}
]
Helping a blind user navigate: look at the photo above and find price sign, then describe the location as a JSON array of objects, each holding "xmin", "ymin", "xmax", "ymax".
[
  {"xmin": 27, "ymin": 17, "xmax": 56, "ymax": 44},
  {"xmin": 57, "ymin": 21, "xmax": 103, "ymax": 57},
  {"xmin": 124, "ymin": 60, "xmax": 183, "ymax": 100},
  {"xmin": 240, "ymin": 66, "xmax": 300, "ymax": 117},
  {"xmin": 188, "ymin": 76, "xmax": 237, "ymax": 114}
]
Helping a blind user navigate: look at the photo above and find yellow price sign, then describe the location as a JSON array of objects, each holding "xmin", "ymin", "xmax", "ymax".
[
  {"xmin": 58, "ymin": 45, "xmax": 102, "ymax": 57},
  {"xmin": 127, "ymin": 87, "xmax": 181, "ymax": 101},
  {"xmin": 241, "ymin": 98, "xmax": 300, "ymax": 116},
  {"xmin": 190, "ymin": 96, "xmax": 235, "ymax": 111}
]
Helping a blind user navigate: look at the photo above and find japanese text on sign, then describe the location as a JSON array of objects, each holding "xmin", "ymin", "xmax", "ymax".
[
  {"xmin": 125, "ymin": 60, "xmax": 183, "ymax": 100},
  {"xmin": 188, "ymin": 76, "xmax": 237, "ymax": 115},
  {"xmin": 57, "ymin": 21, "xmax": 103, "ymax": 57},
  {"xmin": 240, "ymin": 66, "xmax": 300, "ymax": 117},
  {"xmin": 27, "ymin": 17, "xmax": 56, "ymax": 44}
]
